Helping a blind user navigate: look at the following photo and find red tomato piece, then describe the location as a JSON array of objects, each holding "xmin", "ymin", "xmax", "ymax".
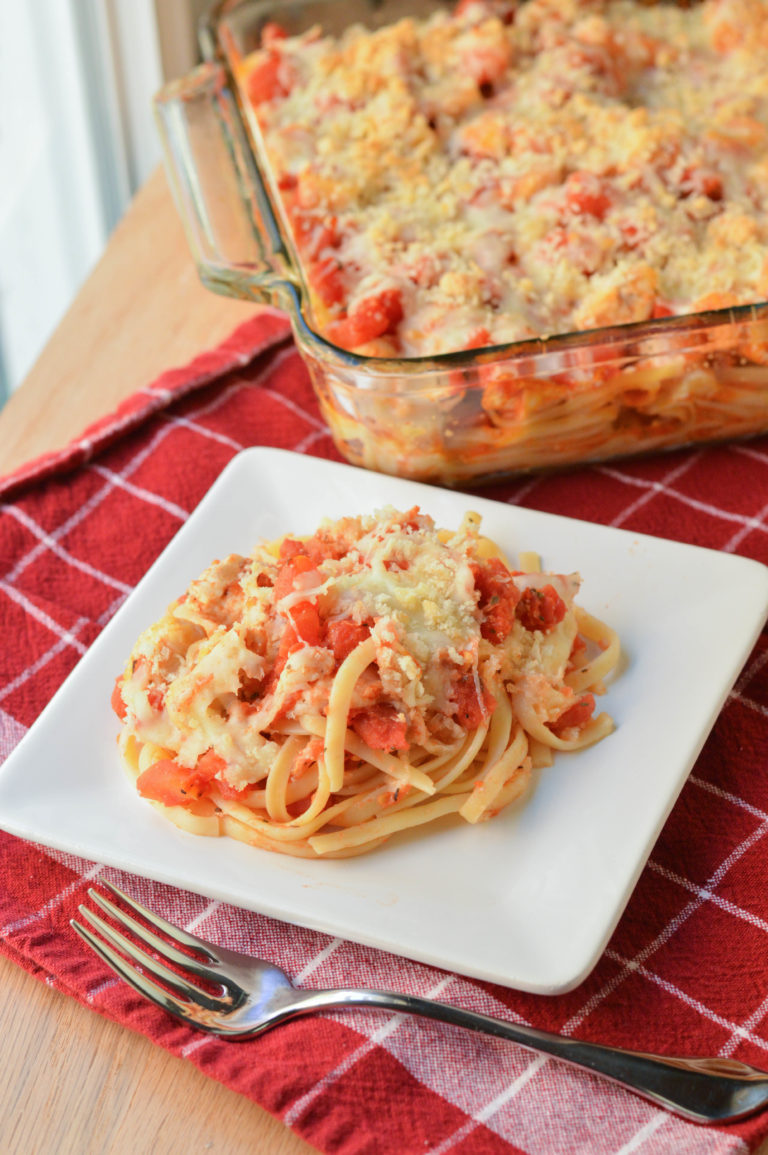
[
  {"xmin": 111, "ymin": 678, "xmax": 127, "ymax": 720},
  {"xmin": 549, "ymin": 693, "xmax": 595, "ymax": 736},
  {"xmin": 288, "ymin": 600, "xmax": 323, "ymax": 646},
  {"xmin": 136, "ymin": 759, "xmax": 211, "ymax": 808},
  {"xmin": 269, "ymin": 629, "xmax": 297, "ymax": 686},
  {"xmin": 451, "ymin": 672, "xmax": 497, "ymax": 729},
  {"xmin": 350, "ymin": 705, "xmax": 409, "ymax": 751},
  {"xmin": 195, "ymin": 749, "xmax": 227, "ymax": 779},
  {"xmin": 247, "ymin": 52, "xmax": 287, "ymax": 105},
  {"xmin": 291, "ymin": 212, "xmax": 339, "ymax": 259},
  {"xmin": 516, "ymin": 585, "xmax": 567, "ymax": 633},
  {"xmin": 216, "ymin": 777, "xmax": 252, "ymax": 800},
  {"xmin": 279, "ymin": 537, "xmax": 306, "ymax": 560},
  {"xmin": 327, "ymin": 289, "xmax": 403, "ymax": 349},
  {"xmin": 326, "ymin": 619, "xmax": 371, "ymax": 663},
  {"xmin": 465, "ymin": 328, "xmax": 492, "ymax": 350},
  {"xmin": 564, "ymin": 171, "xmax": 611, "ymax": 220},
  {"xmin": 310, "ymin": 255, "xmax": 345, "ymax": 306},
  {"xmin": 193, "ymin": 748, "xmax": 247, "ymax": 799},
  {"xmin": 280, "ymin": 533, "xmax": 337, "ymax": 566},
  {"xmin": 260, "ymin": 21, "xmax": 287, "ymax": 47},
  {"xmin": 147, "ymin": 684, "xmax": 165, "ymax": 711},
  {"xmin": 679, "ymin": 166, "xmax": 723, "ymax": 202},
  {"xmin": 472, "ymin": 557, "xmax": 520, "ymax": 644},
  {"xmin": 273, "ymin": 554, "xmax": 317, "ymax": 601}
]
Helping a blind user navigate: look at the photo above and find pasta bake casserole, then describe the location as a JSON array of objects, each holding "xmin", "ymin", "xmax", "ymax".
[
  {"xmin": 112, "ymin": 507, "xmax": 619, "ymax": 857},
  {"xmin": 238, "ymin": 0, "xmax": 768, "ymax": 356},
  {"xmin": 153, "ymin": 0, "xmax": 768, "ymax": 482}
]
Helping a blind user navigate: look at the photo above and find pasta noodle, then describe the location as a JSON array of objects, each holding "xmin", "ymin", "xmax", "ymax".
[{"xmin": 111, "ymin": 507, "xmax": 620, "ymax": 857}]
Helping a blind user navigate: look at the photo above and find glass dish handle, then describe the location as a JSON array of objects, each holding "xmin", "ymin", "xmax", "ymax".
[{"xmin": 153, "ymin": 62, "xmax": 299, "ymax": 312}]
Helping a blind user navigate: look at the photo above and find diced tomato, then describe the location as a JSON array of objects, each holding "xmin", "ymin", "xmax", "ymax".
[
  {"xmin": 326, "ymin": 619, "xmax": 371, "ymax": 663},
  {"xmin": 451, "ymin": 672, "xmax": 496, "ymax": 729},
  {"xmin": 349, "ymin": 704, "xmax": 409, "ymax": 751},
  {"xmin": 516, "ymin": 585, "xmax": 567, "ymax": 633},
  {"xmin": 274, "ymin": 554, "xmax": 317, "ymax": 601},
  {"xmin": 327, "ymin": 289, "xmax": 403, "ymax": 349},
  {"xmin": 260, "ymin": 21, "xmax": 287, "ymax": 47},
  {"xmin": 309, "ymin": 255, "xmax": 345, "ymax": 306},
  {"xmin": 620, "ymin": 221, "xmax": 642, "ymax": 248},
  {"xmin": 564, "ymin": 171, "xmax": 611, "ymax": 220},
  {"xmin": 279, "ymin": 537, "xmax": 307, "ymax": 560},
  {"xmin": 147, "ymin": 684, "xmax": 165, "ymax": 711},
  {"xmin": 291, "ymin": 212, "xmax": 339, "ymax": 259},
  {"xmin": 246, "ymin": 52, "xmax": 288, "ymax": 105},
  {"xmin": 678, "ymin": 166, "xmax": 723, "ymax": 202},
  {"xmin": 549, "ymin": 693, "xmax": 595, "ymax": 736},
  {"xmin": 136, "ymin": 759, "xmax": 213, "ymax": 808},
  {"xmin": 482, "ymin": 599, "xmax": 517, "ymax": 645},
  {"xmin": 398, "ymin": 505, "xmax": 422, "ymax": 531},
  {"xmin": 288, "ymin": 600, "xmax": 323, "ymax": 646},
  {"xmin": 111, "ymin": 678, "xmax": 127, "ymax": 720},
  {"xmin": 465, "ymin": 328, "xmax": 492, "ymax": 350},
  {"xmin": 196, "ymin": 749, "xmax": 227, "ymax": 779},
  {"xmin": 652, "ymin": 300, "xmax": 674, "ymax": 319},
  {"xmin": 279, "ymin": 534, "xmax": 335, "ymax": 565},
  {"xmin": 472, "ymin": 557, "xmax": 520, "ymax": 644}
]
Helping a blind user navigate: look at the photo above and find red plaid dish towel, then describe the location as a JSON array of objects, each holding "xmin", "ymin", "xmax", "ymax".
[{"xmin": 2, "ymin": 308, "xmax": 768, "ymax": 1155}]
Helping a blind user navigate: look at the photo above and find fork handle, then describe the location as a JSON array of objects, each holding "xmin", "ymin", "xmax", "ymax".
[{"xmin": 286, "ymin": 987, "xmax": 768, "ymax": 1125}]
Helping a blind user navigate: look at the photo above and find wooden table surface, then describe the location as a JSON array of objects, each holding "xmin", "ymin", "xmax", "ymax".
[{"xmin": 0, "ymin": 168, "xmax": 317, "ymax": 1155}]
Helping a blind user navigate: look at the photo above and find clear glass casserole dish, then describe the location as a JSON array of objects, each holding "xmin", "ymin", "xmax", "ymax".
[{"xmin": 153, "ymin": 0, "xmax": 768, "ymax": 485}]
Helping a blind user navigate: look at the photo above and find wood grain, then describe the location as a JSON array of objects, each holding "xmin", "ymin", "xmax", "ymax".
[{"xmin": 0, "ymin": 955, "xmax": 317, "ymax": 1154}]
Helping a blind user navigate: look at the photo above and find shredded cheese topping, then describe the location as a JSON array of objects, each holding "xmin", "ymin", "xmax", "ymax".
[
  {"xmin": 112, "ymin": 506, "xmax": 620, "ymax": 857},
  {"xmin": 240, "ymin": 0, "xmax": 768, "ymax": 355}
]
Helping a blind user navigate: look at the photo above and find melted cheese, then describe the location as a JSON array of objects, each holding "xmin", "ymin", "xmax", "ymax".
[
  {"xmin": 331, "ymin": 517, "xmax": 479, "ymax": 659},
  {"xmin": 241, "ymin": 0, "xmax": 768, "ymax": 355},
  {"xmin": 117, "ymin": 507, "xmax": 600, "ymax": 790}
]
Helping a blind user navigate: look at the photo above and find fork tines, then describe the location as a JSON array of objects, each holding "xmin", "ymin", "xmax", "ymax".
[{"xmin": 71, "ymin": 882, "xmax": 233, "ymax": 1023}]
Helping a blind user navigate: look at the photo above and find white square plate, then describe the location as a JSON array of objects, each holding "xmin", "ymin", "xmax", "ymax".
[{"xmin": 2, "ymin": 448, "xmax": 767, "ymax": 993}]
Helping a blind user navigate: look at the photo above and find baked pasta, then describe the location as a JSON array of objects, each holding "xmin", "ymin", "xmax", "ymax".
[
  {"xmin": 238, "ymin": 0, "xmax": 768, "ymax": 357},
  {"xmin": 111, "ymin": 507, "xmax": 619, "ymax": 857}
]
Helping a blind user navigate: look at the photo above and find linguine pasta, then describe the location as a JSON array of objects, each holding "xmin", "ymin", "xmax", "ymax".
[{"xmin": 112, "ymin": 507, "xmax": 619, "ymax": 857}]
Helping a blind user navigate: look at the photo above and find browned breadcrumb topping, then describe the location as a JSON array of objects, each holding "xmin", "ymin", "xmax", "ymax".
[{"xmin": 240, "ymin": 0, "xmax": 768, "ymax": 355}]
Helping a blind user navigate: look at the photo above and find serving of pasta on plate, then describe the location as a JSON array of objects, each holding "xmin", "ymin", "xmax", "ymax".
[{"xmin": 111, "ymin": 506, "xmax": 619, "ymax": 857}]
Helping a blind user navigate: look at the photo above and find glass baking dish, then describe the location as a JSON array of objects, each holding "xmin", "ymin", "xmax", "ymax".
[{"xmin": 153, "ymin": 0, "xmax": 768, "ymax": 486}]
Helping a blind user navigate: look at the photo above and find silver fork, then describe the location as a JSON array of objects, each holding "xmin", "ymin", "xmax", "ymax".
[{"xmin": 72, "ymin": 881, "xmax": 768, "ymax": 1125}]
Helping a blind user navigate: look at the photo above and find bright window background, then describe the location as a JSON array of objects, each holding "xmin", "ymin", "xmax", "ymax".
[{"xmin": 0, "ymin": 0, "xmax": 206, "ymax": 407}]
